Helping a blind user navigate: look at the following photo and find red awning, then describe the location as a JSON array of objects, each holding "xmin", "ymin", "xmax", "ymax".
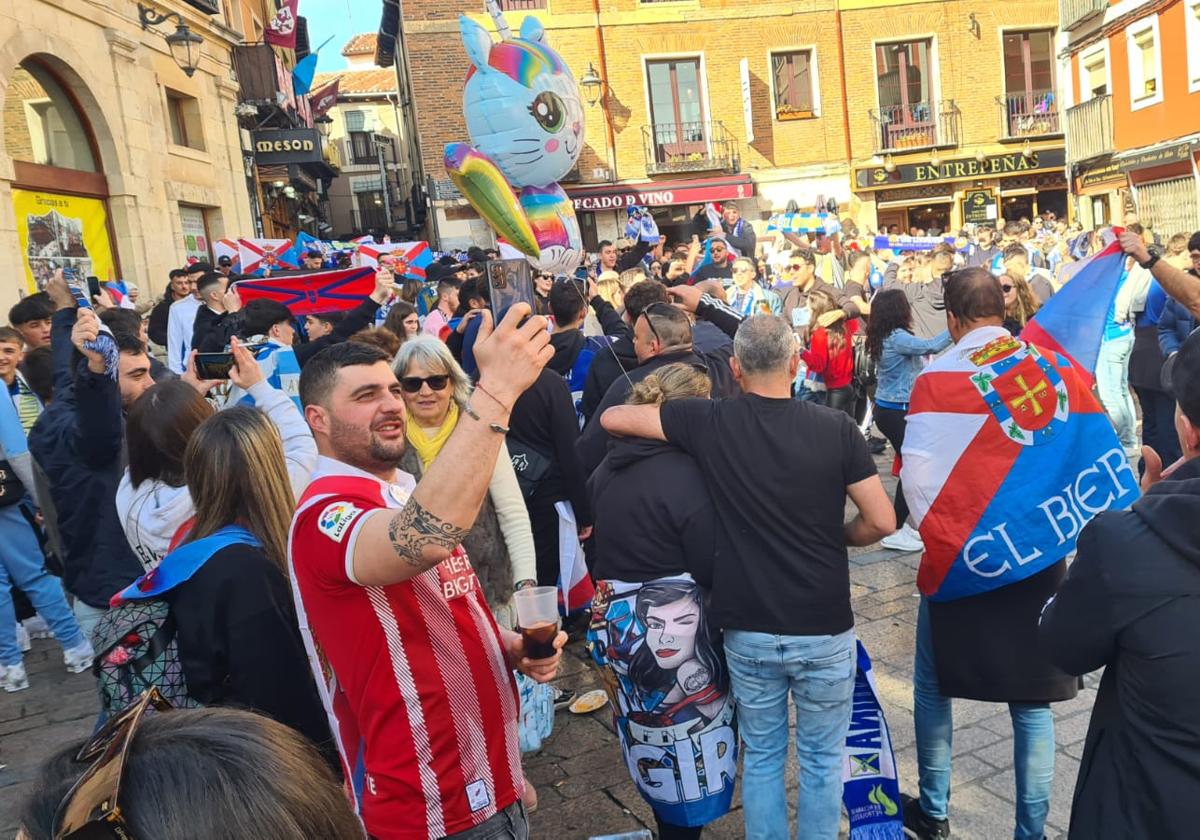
[{"xmin": 567, "ymin": 175, "xmax": 754, "ymax": 211}]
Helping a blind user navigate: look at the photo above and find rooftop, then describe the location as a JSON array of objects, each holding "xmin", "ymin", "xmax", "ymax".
[
  {"xmin": 311, "ymin": 68, "xmax": 397, "ymax": 97},
  {"xmin": 341, "ymin": 33, "xmax": 377, "ymax": 57}
]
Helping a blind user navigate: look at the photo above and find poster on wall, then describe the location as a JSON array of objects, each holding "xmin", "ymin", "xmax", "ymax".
[
  {"xmin": 179, "ymin": 205, "xmax": 210, "ymax": 264},
  {"xmin": 12, "ymin": 189, "xmax": 116, "ymax": 295}
]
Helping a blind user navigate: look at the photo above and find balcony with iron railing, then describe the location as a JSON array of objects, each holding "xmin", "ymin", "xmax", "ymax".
[
  {"xmin": 996, "ymin": 91, "xmax": 1062, "ymax": 140},
  {"xmin": 869, "ymin": 101, "xmax": 960, "ymax": 154},
  {"xmin": 353, "ymin": 204, "xmax": 393, "ymax": 234},
  {"xmin": 1060, "ymin": 0, "xmax": 1107, "ymax": 32},
  {"xmin": 1064, "ymin": 95, "xmax": 1114, "ymax": 164},
  {"xmin": 641, "ymin": 120, "xmax": 738, "ymax": 176}
]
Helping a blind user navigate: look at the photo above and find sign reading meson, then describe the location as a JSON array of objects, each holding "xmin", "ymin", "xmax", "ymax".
[{"xmin": 251, "ymin": 129, "xmax": 322, "ymax": 165}]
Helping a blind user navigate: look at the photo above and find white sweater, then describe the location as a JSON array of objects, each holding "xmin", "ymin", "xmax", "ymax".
[{"xmin": 115, "ymin": 380, "xmax": 318, "ymax": 570}]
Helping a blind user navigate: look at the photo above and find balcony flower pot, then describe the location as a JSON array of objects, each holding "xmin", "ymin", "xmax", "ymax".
[{"xmin": 776, "ymin": 108, "xmax": 814, "ymax": 121}]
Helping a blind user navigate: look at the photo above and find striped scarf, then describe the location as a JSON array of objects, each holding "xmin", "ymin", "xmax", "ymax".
[{"xmin": 9, "ymin": 374, "xmax": 41, "ymax": 434}]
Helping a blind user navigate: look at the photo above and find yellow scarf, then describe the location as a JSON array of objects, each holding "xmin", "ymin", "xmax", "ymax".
[{"xmin": 406, "ymin": 401, "xmax": 459, "ymax": 470}]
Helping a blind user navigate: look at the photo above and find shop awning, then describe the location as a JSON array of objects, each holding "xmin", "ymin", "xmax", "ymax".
[{"xmin": 566, "ymin": 175, "xmax": 754, "ymax": 211}]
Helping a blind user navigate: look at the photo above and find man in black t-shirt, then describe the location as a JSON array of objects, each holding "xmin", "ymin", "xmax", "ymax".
[{"xmin": 602, "ymin": 307, "xmax": 894, "ymax": 840}]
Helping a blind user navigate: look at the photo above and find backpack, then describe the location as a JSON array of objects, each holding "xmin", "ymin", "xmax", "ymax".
[
  {"xmin": 93, "ymin": 599, "xmax": 201, "ymax": 715},
  {"xmin": 92, "ymin": 524, "xmax": 260, "ymax": 716}
]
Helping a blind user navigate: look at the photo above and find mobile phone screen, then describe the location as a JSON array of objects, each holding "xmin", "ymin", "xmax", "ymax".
[
  {"xmin": 484, "ymin": 259, "xmax": 536, "ymax": 322},
  {"xmin": 194, "ymin": 344, "xmax": 265, "ymax": 379}
]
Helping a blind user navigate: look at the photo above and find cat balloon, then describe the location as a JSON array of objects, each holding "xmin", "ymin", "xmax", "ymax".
[{"xmin": 444, "ymin": 9, "xmax": 584, "ymax": 275}]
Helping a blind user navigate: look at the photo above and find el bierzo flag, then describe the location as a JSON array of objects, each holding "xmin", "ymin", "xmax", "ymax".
[
  {"xmin": 234, "ymin": 267, "xmax": 376, "ymax": 316},
  {"xmin": 1021, "ymin": 234, "xmax": 1128, "ymax": 387}
]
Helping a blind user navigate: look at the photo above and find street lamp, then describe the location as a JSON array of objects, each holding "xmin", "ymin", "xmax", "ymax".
[
  {"xmin": 316, "ymin": 115, "xmax": 333, "ymax": 138},
  {"xmin": 137, "ymin": 3, "xmax": 204, "ymax": 78},
  {"xmin": 579, "ymin": 62, "xmax": 605, "ymax": 107}
]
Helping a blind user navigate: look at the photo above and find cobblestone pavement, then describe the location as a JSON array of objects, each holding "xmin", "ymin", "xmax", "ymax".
[{"xmin": 0, "ymin": 463, "xmax": 1095, "ymax": 839}]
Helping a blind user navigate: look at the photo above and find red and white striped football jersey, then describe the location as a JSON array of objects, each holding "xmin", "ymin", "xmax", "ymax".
[{"xmin": 288, "ymin": 457, "xmax": 523, "ymax": 839}]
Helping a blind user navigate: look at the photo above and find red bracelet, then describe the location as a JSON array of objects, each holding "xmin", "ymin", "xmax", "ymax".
[{"xmin": 474, "ymin": 383, "xmax": 511, "ymax": 413}]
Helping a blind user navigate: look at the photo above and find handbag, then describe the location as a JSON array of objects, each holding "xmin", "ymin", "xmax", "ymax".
[{"xmin": 506, "ymin": 437, "xmax": 553, "ymax": 498}]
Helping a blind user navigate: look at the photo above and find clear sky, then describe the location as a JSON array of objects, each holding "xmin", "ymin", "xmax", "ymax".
[{"xmin": 304, "ymin": 0, "xmax": 381, "ymax": 71}]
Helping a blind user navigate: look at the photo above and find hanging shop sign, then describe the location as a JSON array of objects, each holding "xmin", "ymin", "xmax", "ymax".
[
  {"xmin": 855, "ymin": 149, "xmax": 1066, "ymax": 190},
  {"xmin": 569, "ymin": 179, "xmax": 754, "ymax": 211},
  {"xmin": 251, "ymin": 128, "xmax": 322, "ymax": 165},
  {"xmin": 961, "ymin": 188, "xmax": 998, "ymax": 224}
]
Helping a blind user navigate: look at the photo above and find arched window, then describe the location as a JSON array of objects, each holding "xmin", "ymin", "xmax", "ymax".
[{"xmin": 4, "ymin": 59, "xmax": 98, "ymax": 173}]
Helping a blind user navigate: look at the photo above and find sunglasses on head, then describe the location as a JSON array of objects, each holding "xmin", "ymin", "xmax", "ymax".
[
  {"xmin": 640, "ymin": 301, "xmax": 678, "ymax": 345},
  {"xmin": 400, "ymin": 375, "xmax": 450, "ymax": 393},
  {"xmin": 54, "ymin": 687, "xmax": 174, "ymax": 840}
]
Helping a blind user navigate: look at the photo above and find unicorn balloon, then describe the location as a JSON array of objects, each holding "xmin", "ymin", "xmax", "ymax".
[{"xmin": 444, "ymin": 5, "xmax": 584, "ymax": 275}]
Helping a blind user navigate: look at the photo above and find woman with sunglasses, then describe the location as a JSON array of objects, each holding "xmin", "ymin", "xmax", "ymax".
[
  {"xmin": 864, "ymin": 289, "xmax": 952, "ymax": 553},
  {"xmin": 796, "ymin": 289, "xmax": 856, "ymax": 413},
  {"xmin": 105, "ymin": 406, "xmax": 332, "ymax": 758},
  {"xmin": 1000, "ymin": 273, "xmax": 1041, "ymax": 336}
]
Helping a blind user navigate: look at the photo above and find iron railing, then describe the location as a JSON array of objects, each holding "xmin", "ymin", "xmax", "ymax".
[
  {"xmin": 641, "ymin": 120, "xmax": 738, "ymax": 175},
  {"xmin": 997, "ymin": 91, "xmax": 1061, "ymax": 139},
  {"xmin": 353, "ymin": 204, "xmax": 392, "ymax": 234},
  {"xmin": 1060, "ymin": 0, "xmax": 1107, "ymax": 32},
  {"xmin": 1064, "ymin": 95, "xmax": 1114, "ymax": 164},
  {"xmin": 869, "ymin": 101, "xmax": 959, "ymax": 153}
]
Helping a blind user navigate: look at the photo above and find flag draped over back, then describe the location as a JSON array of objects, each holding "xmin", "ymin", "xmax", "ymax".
[
  {"xmin": 234, "ymin": 267, "xmax": 376, "ymax": 316},
  {"xmin": 1021, "ymin": 239, "xmax": 1127, "ymax": 386},
  {"xmin": 902, "ymin": 332, "xmax": 1139, "ymax": 602}
]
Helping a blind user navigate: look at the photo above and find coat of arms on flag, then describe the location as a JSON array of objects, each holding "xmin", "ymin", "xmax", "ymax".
[
  {"xmin": 356, "ymin": 241, "xmax": 432, "ymax": 283},
  {"xmin": 238, "ymin": 238, "xmax": 300, "ymax": 276},
  {"xmin": 901, "ymin": 327, "xmax": 1140, "ymax": 602}
]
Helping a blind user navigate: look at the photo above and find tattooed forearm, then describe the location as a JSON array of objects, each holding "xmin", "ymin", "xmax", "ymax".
[{"xmin": 387, "ymin": 498, "xmax": 469, "ymax": 568}]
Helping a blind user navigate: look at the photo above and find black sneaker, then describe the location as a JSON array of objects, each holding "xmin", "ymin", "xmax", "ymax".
[
  {"xmin": 901, "ymin": 793, "xmax": 950, "ymax": 840},
  {"xmin": 869, "ymin": 435, "xmax": 888, "ymax": 455}
]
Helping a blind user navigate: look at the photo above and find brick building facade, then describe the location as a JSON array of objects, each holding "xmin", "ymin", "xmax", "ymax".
[{"xmin": 386, "ymin": 0, "xmax": 1067, "ymax": 252}]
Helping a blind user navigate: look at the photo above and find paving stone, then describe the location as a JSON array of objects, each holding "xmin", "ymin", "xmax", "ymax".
[{"xmin": 1053, "ymin": 711, "xmax": 1093, "ymax": 746}]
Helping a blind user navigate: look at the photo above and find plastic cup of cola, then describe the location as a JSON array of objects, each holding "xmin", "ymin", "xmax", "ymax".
[{"xmin": 513, "ymin": 586, "xmax": 560, "ymax": 660}]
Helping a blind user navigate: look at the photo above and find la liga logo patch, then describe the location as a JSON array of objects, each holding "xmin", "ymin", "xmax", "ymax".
[{"xmin": 318, "ymin": 502, "xmax": 362, "ymax": 543}]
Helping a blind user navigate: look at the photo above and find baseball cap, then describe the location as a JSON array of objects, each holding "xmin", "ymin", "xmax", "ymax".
[
  {"xmin": 1163, "ymin": 328, "xmax": 1200, "ymax": 425},
  {"xmin": 217, "ymin": 255, "xmax": 233, "ymax": 267}
]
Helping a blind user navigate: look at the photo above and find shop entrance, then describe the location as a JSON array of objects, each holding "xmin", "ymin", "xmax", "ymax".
[
  {"xmin": 652, "ymin": 205, "xmax": 700, "ymax": 249},
  {"xmin": 906, "ymin": 204, "xmax": 951, "ymax": 235}
]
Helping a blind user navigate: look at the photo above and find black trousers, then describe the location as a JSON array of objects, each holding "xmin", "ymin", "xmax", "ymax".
[
  {"xmin": 655, "ymin": 815, "xmax": 703, "ymax": 840},
  {"xmin": 826, "ymin": 385, "xmax": 856, "ymax": 417},
  {"xmin": 873, "ymin": 404, "xmax": 909, "ymax": 526},
  {"xmin": 1133, "ymin": 386, "xmax": 1182, "ymax": 469}
]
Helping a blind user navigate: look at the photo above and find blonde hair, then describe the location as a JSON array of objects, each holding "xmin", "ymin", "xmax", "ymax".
[
  {"xmin": 627, "ymin": 362, "xmax": 711, "ymax": 406},
  {"xmin": 595, "ymin": 272, "xmax": 623, "ymax": 309},
  {"xmin": 618, "ymin": 268, "xmax": 645, "ymax": 292},
  {"xmin": 1002, "ymin": 273, "xmax": 1040, "ymax": 328},
  {"xmin": 184, "ymin": 407, "xmax": 294, "ymax": 573}
]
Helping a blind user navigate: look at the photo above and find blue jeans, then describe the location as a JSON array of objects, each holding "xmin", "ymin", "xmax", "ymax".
[
  {"xmin": 1096, "ymin": 330, "xmax": 1137, "ymax": 450},
  {"xmin": 913, "ymin": 599, "xmax": 1054, "ymax": 840},
  {"xmin": 0, "ymin": 505, "xmax": 85, "ymax": 665},
  {"xmin": 724, "ymin": 628, "xmax": 856, "ymax": 840}
]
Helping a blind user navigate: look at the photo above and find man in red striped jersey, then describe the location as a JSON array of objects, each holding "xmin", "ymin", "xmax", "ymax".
[{"xmin": 289, "ymin": 305, "xmax": 565, "ymax": 840}]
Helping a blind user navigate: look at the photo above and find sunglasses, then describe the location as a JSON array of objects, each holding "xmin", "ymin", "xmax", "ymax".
[
  {"xmin": 1001, "ymin": 284, "xmax": 1014, "ymax": 293},
  {"xmin": 54, "ymin": 688, "xmax": 174, "ymax": 839},
  {"xmin": 789, "ymin": 263, "xmax": 807, "ymax": 271},
  {"xmin": 400, "ymin": 375, "xmax": 450, "ymax": 393}
]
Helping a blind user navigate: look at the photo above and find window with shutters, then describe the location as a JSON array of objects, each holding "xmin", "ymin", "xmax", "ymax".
[
  {"xmin": 1125, "ymin": 17, "xmax": 1163, "ymax": 110},
  {"xmin": 771, "ymin": 49, "xmax": 818, "ymax": 120}
]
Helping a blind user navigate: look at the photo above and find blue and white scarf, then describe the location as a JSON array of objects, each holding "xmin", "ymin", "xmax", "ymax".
[{"xmin": 842, "ymin": 641, "xmax": 905, "ymax": 839}]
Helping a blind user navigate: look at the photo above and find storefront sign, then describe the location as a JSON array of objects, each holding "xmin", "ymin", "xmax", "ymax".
[
  {"xmin": 1116, "ymin": 142, "xmax": 1194, "ymax": 172},
  {"xmin": 12, "ymin": 189, "xmax": 116, "ymax": 295},
  {"xmin": 961, "ymin": 189, "xmax": 997, "ymax": 224},
  {"xmin": 1077, "ymin": 158, "xmax": 1123, "ymax": 189},
  {"xmin": 855, "ymin": 149, "xmax": 1066, "ymax": 190},
  {"xmin": 570, "ymin": 180, "xmax": 754, "ymax": 211},
  {"xmin": 252, "ymin": 128, "xmax": 322, "ymax": 165}
]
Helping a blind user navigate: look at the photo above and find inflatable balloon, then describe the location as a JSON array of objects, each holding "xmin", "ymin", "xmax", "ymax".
[{"xmin": 444, "ymin": 5, "xmax": 584, "ymax": 275}]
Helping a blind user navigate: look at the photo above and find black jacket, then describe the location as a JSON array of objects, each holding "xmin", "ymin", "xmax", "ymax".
[
  {"xmin": 580, "ymin": 296, "xmax": 637, "ymax": 424},
  {"xmin": 576, "ymin": 294, "xmax": 743, "ymax": 476},
  {"xmin": 508, "ymin": 368, "xmax": 590, "ymax": 526},
  {"xmin": 195, "ymin": 295, "xmax": 380, "ymax": 365},
  {"xmin": 1040, "ymin": 457, "xmax": 1200, "ymax": 839},
  {"xmin": 548, "ymin": 330, "xmax": 585, "ymax": 377},
  {"xmin": 28, "ymin": 309, "xmax": 143, "ymax": 607},
  {"xmin": 588, "ymin": 437, "xmax": 716, "ymax": 584},
  {"xmin": 190, "ymin": 305, "xmax": 231, "ymax": 351},
  {"xmin": 165, "ymin": 543, "xmax": 335, "ymax": 760}
]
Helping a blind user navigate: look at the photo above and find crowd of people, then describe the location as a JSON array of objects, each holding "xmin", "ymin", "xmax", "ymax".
[{"xmin": 1, "ymin": 200, "xmax": 1198, "ymax": 840}]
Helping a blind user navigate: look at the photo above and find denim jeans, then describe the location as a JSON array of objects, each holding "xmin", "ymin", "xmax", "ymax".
[
  {"xmin": 72, "ymin": 600, "xmax": 107, "ymax": 648},
  {"xmin": 1096, "ymin": 331, "xmax": 1137, "ymax": 450},
  {"xmin": 442, "ymin": 802, "xmax": 528, "ymax": 840},
  {"xmin": 724, "ymin": 628, "xmax": 856, "ymax": 840},
  {"xmin": 0, "ymin": 505, "xmax": 84, "ymax": 666},
  {"xmin": 913, "ymin": 599, "xmax": 1054, "ymax": 840}
]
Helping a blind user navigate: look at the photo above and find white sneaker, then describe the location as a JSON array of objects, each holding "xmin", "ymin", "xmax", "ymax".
[
  {"xmin": 23, "ymin": 615, "xmax": 52, "ymax": 639},
  {"xmin": 0, "ymin": 663, "xmax": 28, "ymax": 692},
  {"xmin": 14, "ymin": 622, "xmax": 31, "ymax": 653},
  {"xmin": 63, "ymin": 640, "xmax": 94, "ymax": 675},
  {"xmin": 881, "ymin": 523, "xmax": 925, "ymax": 552}
]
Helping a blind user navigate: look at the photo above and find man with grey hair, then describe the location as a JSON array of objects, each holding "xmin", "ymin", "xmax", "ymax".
[
  {"xmin": 725, "ymin": 256, "xmax": 781, "ymax": 317},
  {"xmin": 602, "ymin": 299, "xmax": 895, "ymax": 840}
]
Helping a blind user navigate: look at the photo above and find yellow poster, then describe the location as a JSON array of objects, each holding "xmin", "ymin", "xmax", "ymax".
[{"xmin": 12, "ymin": 189, "xmax": 116, "ymax": 295}]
